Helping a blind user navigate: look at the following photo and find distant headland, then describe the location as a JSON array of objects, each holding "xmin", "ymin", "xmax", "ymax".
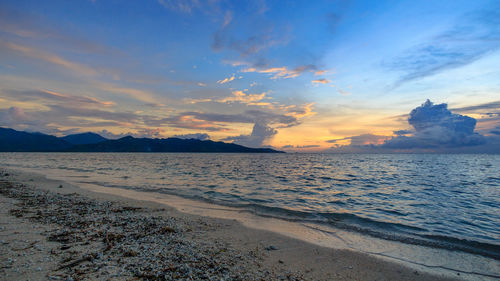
[{"xmin": 0, "ymin": 127, "xmax": 283, "ymax": 153}]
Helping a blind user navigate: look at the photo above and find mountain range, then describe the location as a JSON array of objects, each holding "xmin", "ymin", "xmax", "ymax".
[{"xmin": 0, "ymin": 127, "xmax": 282, "ymax": 153}]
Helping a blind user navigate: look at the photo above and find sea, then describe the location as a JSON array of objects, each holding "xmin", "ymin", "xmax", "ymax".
[{"xmin": 1, "ymin": 153, "xmax": 499, "ymax": 262}]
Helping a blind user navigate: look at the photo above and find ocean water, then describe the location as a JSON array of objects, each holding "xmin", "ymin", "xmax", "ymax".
[{"xmin": 1, "ymin": 153, "xmax": 499, "ymax": 259}]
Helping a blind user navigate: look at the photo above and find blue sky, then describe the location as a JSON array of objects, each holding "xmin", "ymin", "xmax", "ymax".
[{"xmin": 0, "ymin": 0, "xmax": 499, "ymax": 152}]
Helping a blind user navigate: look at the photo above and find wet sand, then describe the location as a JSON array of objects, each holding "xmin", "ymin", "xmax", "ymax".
[{"xmin": 0, "ymin": 168, "xmax": 467, "ymax": 280}]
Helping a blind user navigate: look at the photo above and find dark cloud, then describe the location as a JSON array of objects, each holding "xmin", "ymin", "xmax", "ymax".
[
  {"xmin": 383, "ymin": 100, "xmax": 486, "ymax": 149},
  {"xmin": 491, "ymin": 126, "xmax": 500, "ymax": 136},
  {"xmin": 393, "ymin": 130, "xmax": 412, "ymax": 136},
  {"xmin": 295, "ymin": 144, "xmax": 320, "ymax": 148},
  {"xmin": 452, "ymin": 100, "xmax": 500, "ymax": 113},
  {"xmin": 280, "ymin": 144, "xmax": 320, "ymax": 150},
  {"xmin": 409, "ymin": 100, "xmax": 476, "ymax": 134},
  {"xmin": 223, "ymin": 122, "xmax": 277, "ymax": 148},
  {"xmin": 387, "ymin": 7, "xmax": 500, "ymax": 87},
  {"xmin": 172, "ymin": 133, "xmax": 210, "ymax": 140}
]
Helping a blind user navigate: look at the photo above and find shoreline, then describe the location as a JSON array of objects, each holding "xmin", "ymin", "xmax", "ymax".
[{"xmin": 0, "ymin": 167, "xmax": 493, "ymax": 280}]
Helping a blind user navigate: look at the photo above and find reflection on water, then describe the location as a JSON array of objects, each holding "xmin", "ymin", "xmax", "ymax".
[{"xmin": 1, "ymin": 153, "xmax": 499, "ymax": 258}]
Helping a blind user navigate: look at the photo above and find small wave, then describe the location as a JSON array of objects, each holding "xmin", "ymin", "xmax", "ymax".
[{"xmin": 376, "ymin": 208, "xmax": 408, "ymax": 217}]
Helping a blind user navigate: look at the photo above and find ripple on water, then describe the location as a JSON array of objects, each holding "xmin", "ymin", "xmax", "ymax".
[{"xmin": 1, "ymin": 152, "xmax": 499, "ymax": 258}]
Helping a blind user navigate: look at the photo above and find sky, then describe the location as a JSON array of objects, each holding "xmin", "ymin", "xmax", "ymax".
[{"xmin": 0, "ymin": 0, "xmax": 499, "ymax": 152}]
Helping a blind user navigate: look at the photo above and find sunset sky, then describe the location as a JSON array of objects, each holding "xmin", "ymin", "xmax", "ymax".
[{"xmin": 1, "ymin": 0, "xmax": 499, "ymax": 152}]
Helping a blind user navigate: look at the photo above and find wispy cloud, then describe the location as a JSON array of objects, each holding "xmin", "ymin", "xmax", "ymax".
[
  {"xmin": 155, "ymin": 109, "xmax": 299, "ymax": 130},
  {"xmin": 222, "ymin": 10, "xmax": 233, "ymax": 27},
  {"xmin": 47, "ymin": 105, "xmax": 141, "ymax": 125},
  {"xmin": 146, "ymin": 113, "xmax": 229, "ymax": 132},
  {"xmin": 157, "ymin": 0, "xmax": 201, "ymax": 13},
  {"xmin": 338, "ymin": 89, "xmax": 350, "ymax": 96},
  {"xmin": 95, "ymin": 83, "xmax": 159, "ymax": 104},
  {"xmin": 314, "ymin": 70, "xmax": 327, "ymax": 76},
  {"xmin": 242, "ymin": 66, "xmax": 299, "ymax": 79},
  {"xmin": 0, "ymin": 104, "xmax": 141, "ymax": 134},
  {"xmin": 220, "ymin": 90, "xmax": 270, "ymax": 105},
  {"xmin": 327, "ymin": 134, "xmax": 389, "ymax": 146},
  {"xmin": 241, "ymin": 64, "xmax": 324, "ymax": 80},
  {"xmin": 184, "ymin": 90, "xmax": 271, "ymax": 107},
  {"xmin": 0, "ymin": 6, "xmax": 114, "ymax": 55},
  {"xmin": 212, "ymin": 26, "xmax": 289, "ymax": 57},
  {"xmin": 1, "ymin": 41, "xmax": 98, "ymax": 76},
  {"xmin": 452, "ymin": 100, "xmax": 500, "ymax": 113},
  {"xmin": 1, "ymin": 89, "xmax": 115, "ymax": 107},
  {"xmin": 387, "ymin": 8, "xmax": 500, "ymax": 87}
]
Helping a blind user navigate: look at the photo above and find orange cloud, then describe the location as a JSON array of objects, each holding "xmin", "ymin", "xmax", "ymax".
[
  {"xmin": 184, "ymin": 90, "xmax": 271, "ymax": 107},
  {"xmin": 220, "ymin": 90, "xmax": 268, "ymax": 104},
  {"xmin": 284, "ymin": 103, "xmax": 316, "ymax": 119},
  {"xmin": 241, "ymin": 64, "xmax": 327, "ymax": 80},
  {"xmin": 217, "ymin": 75, "xmax": 235, "ymax": 84},
  {"xmin": 312, "ymin": 78, "xmax": 330, "ymax": 84},
  {"xmin": 242, "ymin": 67, "xmax": 300, "ymax": 79}
]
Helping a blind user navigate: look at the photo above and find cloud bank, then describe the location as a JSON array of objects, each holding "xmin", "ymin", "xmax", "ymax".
[
  {"xmin": 383, "ymin": 100, "xmax": 486, "ymax": 149},
  {"xmin": 329, "ymin": 100, "xmax": 499, "ymax": 153}
]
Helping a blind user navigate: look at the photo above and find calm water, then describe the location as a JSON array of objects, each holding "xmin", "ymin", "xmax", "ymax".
[{"xmin": 1, "ymin": 153, "xmax": 499, "ymax": 258}]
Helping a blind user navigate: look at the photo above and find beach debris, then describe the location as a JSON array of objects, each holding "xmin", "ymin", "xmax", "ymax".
[
  {"xmin": 265, "ymin": 245, "xmax": 278, "ymax": 251},
  {"xmin": 0, "ymin": 178, "xmax": 306, "ymax": 280}
]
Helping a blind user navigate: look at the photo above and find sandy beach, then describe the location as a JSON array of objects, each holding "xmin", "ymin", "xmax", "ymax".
[{"xmin": 0, "ymin": 168, "xmax": 465, "ymax": 281}]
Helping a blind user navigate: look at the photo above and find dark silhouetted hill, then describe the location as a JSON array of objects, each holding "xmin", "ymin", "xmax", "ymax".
[
  {"xmin": 0, "ymin": 127, "xmax": 72, "ymax": 152},
  {"xmin": 68, "ymin": 136, "xmax": 283, "ymax": 153},
  {"xmin": 0, "ymin": 128, "xmax": 283, "ymax": 153},
  {"xmin": 61, "ymin": 132, "xmax": 107, "ymax": 145}
]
